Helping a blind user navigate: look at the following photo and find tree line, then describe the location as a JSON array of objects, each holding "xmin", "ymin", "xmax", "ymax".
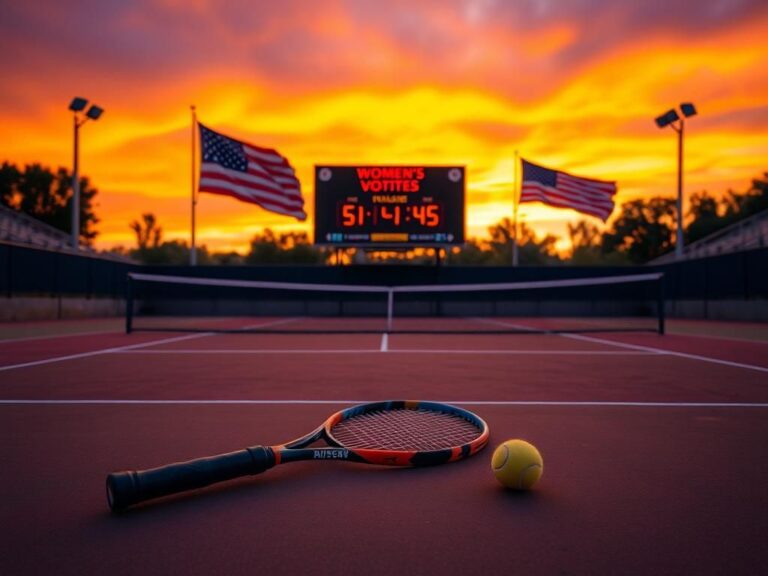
[
  {"xmin": 1, "ymin": 161, "xmax": 99, "ymax": 245},
  {"xmin": 125, "ymin": 212, "xmax": 325, "ymax": 265},
  {"xmin": 2, "ymin": 160, "xmax": 765, "ymax": 265}
]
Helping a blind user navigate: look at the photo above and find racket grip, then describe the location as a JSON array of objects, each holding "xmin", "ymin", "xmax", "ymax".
[{"xmin": 106, "ymin": 445, "xmax": 275, "ymax": 512}]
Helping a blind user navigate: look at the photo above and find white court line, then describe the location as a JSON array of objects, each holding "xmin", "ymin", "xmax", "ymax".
[
  {"xmin": 479, "ymin": 318, "xmax": 768, "ymax": 374},
  {"xmin": 470, "ymin": 318, "xmax": 540, "ymax": 332},
  {"xmin": 380, "ymin": 333, "xmax": 389, "ymax": 352},
  {"xmin": 0, "ymin": 333, "xmax": 213, "ymax": 373},
  {"xmin": 535, "ymin": 326, "xmax": 767, "ymax": 346},
  {"xmin": 0, "ymin": 316, "xmax": 280, "ymax": 345},
  {"xmin": 113, "ymin": 349, "xmax": 658, "ymax": 355},
  {"xmin": 239, "ymin": 317, "xmax": 306, "ymax": 330},
  {"xmin": 1, "ymin": 399, "xmax": 767, "ymax": 408},
  {"xmin": 562, "ymin": 333, "xmax": 768, "ymax": 374},
  {"xmin": 0, "ymin": 318, "xmax": 302, "ymax": 373}
]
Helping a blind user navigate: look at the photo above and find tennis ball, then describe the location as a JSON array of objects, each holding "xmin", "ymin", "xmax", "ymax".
[{"xmin": 491, "ymin": 439, "xmax": 543, "ymax": 490}]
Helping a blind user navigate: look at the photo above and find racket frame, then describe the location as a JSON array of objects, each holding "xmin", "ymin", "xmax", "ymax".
[
  {"xmin": 273, "ymin": 400, "xmax": 490, "ymax": 467},
  {"xmin": 107, "ymin": 400, "xmax": 489, "ymax": 512}
]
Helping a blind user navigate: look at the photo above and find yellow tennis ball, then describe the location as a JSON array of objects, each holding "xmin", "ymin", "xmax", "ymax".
[{"xmin": 491, "ymin": 439, "xmax": 543, "ymax": 490}]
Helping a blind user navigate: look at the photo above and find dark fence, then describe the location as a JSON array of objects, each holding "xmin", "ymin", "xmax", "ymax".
[
  {"xmin": 1, "ymin": 242, "xmax": 135, "ymax": 299},
  {"xmin": 2, "ymin": 241, "xmax": 767, "ymax": 305},
  {"xmin": 650, "ymin": 249, "xmax": 768, "ymax": 301}
]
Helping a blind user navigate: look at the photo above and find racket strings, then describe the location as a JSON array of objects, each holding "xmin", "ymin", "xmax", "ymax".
[{"xmin": 331, "ymin": 409, "xmax": 481, "ymax": 451}]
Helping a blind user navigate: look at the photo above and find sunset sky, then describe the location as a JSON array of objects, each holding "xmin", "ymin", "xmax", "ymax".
[{"xmin": 1, "ymin": 0, "xmax": 767, "ymax": 254}]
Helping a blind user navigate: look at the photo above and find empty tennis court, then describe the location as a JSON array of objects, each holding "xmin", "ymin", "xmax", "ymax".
[{"xmin": 1, "ymin": 317, "xmax": 767, "ymax": 575}]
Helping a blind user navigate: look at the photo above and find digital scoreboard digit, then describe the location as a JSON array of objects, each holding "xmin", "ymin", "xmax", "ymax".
[{"xmin": 314, "ymin": 166, "xmax": 465, "ymax": 246}]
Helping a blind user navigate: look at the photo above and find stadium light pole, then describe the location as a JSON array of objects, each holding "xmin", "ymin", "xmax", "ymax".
[
  {"xmin": 68, "ymin": 97, "xmax": 104, "ymax": 250},
  {"xmin": 655, "ymin": 102, "xmax": 697, "ymax": 260}
]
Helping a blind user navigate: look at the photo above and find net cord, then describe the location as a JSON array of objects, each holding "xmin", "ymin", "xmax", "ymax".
[
  {"xmin": 127, "ymin": 272, "xmax": 390, "ymax": 293},
  {"xmin": 127, "ymin": 271, "xmax": 662, "ymax": 294},
  {"xmin": 390, "ymin": 272, "xmax": 662, "ymax": 293}
]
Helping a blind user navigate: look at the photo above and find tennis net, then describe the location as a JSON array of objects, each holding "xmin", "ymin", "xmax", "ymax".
[{"xmin": 125, "ymin": 271, "xmax": 665, "ymax": 334}]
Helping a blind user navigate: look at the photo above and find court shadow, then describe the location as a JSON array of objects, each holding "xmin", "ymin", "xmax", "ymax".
[
  {"xmin": 99, "ymin": 460, "xmax": 411, "ymax": 519},
  {"xmin": 487, "ymin": 483, "xmax": 551, "ymax": 515}
]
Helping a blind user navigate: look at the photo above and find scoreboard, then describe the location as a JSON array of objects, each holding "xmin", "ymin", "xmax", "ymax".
[{"xmin": 314, "ymin": 165, "xmax": 465, "ymax": 247}]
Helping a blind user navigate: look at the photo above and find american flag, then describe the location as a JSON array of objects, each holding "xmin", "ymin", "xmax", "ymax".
[
  {"xmin": 198, "ymin": 123, "xmax": 306, "ymax": 221},
  {"xmin": 520, "ymin": 159, "xmax": 616, "ymax": 221}
]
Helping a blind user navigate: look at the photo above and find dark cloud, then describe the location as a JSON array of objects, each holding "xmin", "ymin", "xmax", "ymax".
[
  {"xmin": 0, "ymin": 0, "xmax": 766, "ymax": 106},
  {"xmin": 475, "ymin": 0, "xmax": 768, "ymax": 33}
]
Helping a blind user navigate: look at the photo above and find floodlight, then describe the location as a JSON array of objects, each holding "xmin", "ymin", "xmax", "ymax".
[
  {"xmin": 654, "ymin": 101, "xmax": 699, "ymax": 260},
  {"xmin": 680, "ymin": 102, "xmax": 697, "ymax": 118},
  {"xmin": 655, "ymin": 109, "xmax": 680, "ymax": 128},
  {"xmin": 86, "ymin": 105, "xmax": 104, "ymax": 120},
  {"xmin": 69, "ymin": 97, "xmax": 88, "ymax": 112},
  {"xmin": 68, "ymin": 97, "xmax": 104, "ymax": 250}
]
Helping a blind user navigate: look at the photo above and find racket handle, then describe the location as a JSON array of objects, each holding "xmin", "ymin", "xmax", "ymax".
[{"xmin": 106, "ymin": 445, "xmax": 275, "ymax": 512}]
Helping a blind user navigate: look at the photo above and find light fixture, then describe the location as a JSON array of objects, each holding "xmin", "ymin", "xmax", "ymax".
[
  {"xmin": 654, "ymin": 102, "xmax": 698, "ymax": 260},
  {"xmin": 655, "ymin": 109, "xmax": 680, "ymax": 128},
  {"xmin": 680, "ymin": 102, "xmax": 697, "ymax": 118},
  {"xmin": 69, "ymin": 97, "xmax": 88, "ymax": 112},
  {"xmin": 68, "ymin": 97, "xmax": 105, "ymax": 250}
]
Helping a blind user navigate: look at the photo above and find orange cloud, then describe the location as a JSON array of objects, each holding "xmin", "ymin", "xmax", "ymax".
[{"xmin": 0, "ymin": 1, "xmax": 766, "ymax": 253}]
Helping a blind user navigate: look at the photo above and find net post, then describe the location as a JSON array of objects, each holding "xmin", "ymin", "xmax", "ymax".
[
  {"xmin": 125, "ymin": 274, "xmax": 134, "ymax": 334},
  {"xmin": 656, "ymin": 273, "xmax": 666, "ymax": 335},
  {"xmin": 386, "ymin": 288, "xmax": 394, "ymax": 332}
]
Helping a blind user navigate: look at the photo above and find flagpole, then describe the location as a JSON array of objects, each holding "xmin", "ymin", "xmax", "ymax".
[
  {"xmin": 190, "ymin": 105, "xmax": 198, "ymax": 266},
  {"xmin": 512, "ymin": 150, "xmax": 520, "ymax": 267}
]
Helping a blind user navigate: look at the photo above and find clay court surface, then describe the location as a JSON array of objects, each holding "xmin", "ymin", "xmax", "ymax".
[{"xmin": 1, "ymin": 317, "xmax": 767, "ymax": 575}]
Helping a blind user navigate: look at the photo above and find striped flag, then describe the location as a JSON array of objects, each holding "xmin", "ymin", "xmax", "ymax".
[
  {"xmin": 520, "ymin": 159, "xmax": 616, "ymax": 221},
  {"xmin": 198, "ymin": 123, "xmax": 306, "ymax": 220}
]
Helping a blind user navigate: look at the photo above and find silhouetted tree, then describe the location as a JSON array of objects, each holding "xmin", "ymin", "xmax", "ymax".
[
  {"xmin": 245, "ymin": 229, "xmax": 325, "ymax": 264},
  {"xmin": 601, "ymin": 198, "xmax": 676, "ymax": 263},
  {"xmin": 130, "ymin": 212, "xmax": 162, "ymax": 250},
  {"xmin": 446, "ymin": 239, "xmax": 495, "ymax": 265},
  {"xmin": 685, "ymin": 191, "xmax": 722, "ymax": 244},
  {"xmin": 723, "ymin": 173, "xmax": 768, "ymax": 220},
  {"xmin": 449, "ymin": 218, "xmax": 560, "ymax": 265},
  {"xmin": 129, "ymin": 212, "xmax": 212, "ymax": 264},
  {"xmin": 566, "ymin": 220, "xmax": 624, "ymax": 265},
  {"xmin": 684, "ymin": 173, "xmax": 768, "ymax": 245},
  {"xmin": 0, "ymin": 161, "xmax": 99, "ymax": 245},
  {"xmin": 209, "ymin": 251, "xmax": 245, "ymax": 265},
  {"xmin": 568, "ymin": 220, "xmax": 601, "ymax": 251},
  {"xmin": 0, "ymin": 162, "xmax": 21, "ymax": 206}
]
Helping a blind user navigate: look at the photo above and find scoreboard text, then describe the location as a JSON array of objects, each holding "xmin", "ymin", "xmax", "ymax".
[{"xmin": 314, "ymin": 166, "xmax": 465, "ymax": 246}]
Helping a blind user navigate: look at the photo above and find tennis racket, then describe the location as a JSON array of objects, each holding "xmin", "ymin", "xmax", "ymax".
[{"xmin": 107, "ymin": 400, "xmax": 489, "ymax": 512}]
